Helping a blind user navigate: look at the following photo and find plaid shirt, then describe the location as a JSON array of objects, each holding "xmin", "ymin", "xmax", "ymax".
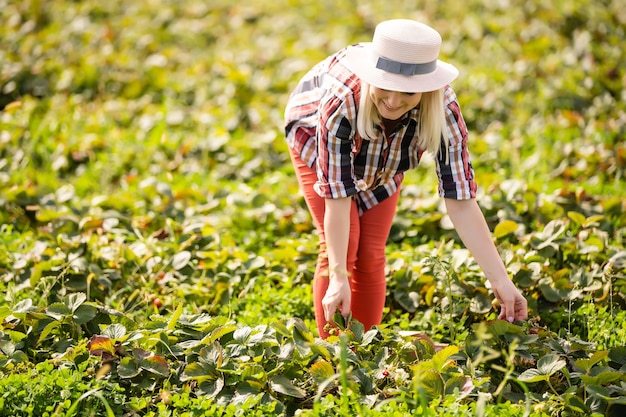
[{"xmin": 285, "ymin": 46, "xmax": 477, "ymax": 214}]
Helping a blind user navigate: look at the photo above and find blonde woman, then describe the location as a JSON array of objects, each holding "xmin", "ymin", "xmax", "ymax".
[{"xmin": 285, "ymin": 19, "xmax": 527, "ymax": 338}]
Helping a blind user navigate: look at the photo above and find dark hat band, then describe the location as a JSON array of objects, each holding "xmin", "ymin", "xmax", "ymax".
[{"xmin": 376, "ymin": 56, "xmax": 437, "ymax": 75}]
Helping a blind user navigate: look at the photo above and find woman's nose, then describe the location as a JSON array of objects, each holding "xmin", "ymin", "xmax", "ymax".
[{"xmin": 387, "ymin": 92, "xmax": 402, "ymax": 107}]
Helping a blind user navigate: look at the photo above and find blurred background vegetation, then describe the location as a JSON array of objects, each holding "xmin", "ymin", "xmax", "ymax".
[{"xmin": 2, "ymin": 0, "xmax": 624, "ymax": 198}]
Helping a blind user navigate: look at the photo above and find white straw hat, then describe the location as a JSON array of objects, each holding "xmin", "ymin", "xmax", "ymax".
[{"xmin": 346, "ymin": 19, "xmax": 458, "ymax": 93}]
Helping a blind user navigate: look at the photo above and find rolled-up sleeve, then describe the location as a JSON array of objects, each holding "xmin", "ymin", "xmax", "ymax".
[
  {"xmin": 436, "ymin": 89, "xmax": 478, "ymax": 200},
  {"xmin": 314, "ymin": 94, "xmax": 359, "ymax": 199}
]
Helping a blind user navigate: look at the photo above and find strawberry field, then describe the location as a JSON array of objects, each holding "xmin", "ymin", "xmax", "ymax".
[{"xmin": 0, "ymin": 0, "xmax": 625, "ymax": 415}]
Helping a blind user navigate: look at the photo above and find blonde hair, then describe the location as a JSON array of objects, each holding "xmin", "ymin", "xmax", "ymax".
[{"xmin": 357, "ymin": 82, "xmax": 449, "ymax": 159}]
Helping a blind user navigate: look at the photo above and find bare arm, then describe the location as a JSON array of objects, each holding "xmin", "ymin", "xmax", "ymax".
[
  {"xmin": 322, "ymin": 197, "xmax": 352, "ymax": 321},
  {"xmin": 444, "ymin": 198, "xmax": 528, "ymax": 321}
]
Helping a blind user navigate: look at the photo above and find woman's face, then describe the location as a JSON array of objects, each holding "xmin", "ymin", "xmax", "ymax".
[{"xmin": 369, "ymin": 87, "xmax": 422, "ymax": 120}]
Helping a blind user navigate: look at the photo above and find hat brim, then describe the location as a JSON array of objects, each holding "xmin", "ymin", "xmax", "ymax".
[{"xmin": 346, "ymin": 43, "xmax": 459, "ymax": 93}]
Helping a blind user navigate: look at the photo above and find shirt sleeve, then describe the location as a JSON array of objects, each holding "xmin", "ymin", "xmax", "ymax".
[
  {"xmin": 435, "ymin": 87, "xmax": 478, "ymax": 200},
  {"xmin": 313, "ymin": 93, "xmax": 360, "ymax": 199}
]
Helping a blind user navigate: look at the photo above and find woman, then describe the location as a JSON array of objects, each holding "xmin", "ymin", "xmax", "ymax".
[{"xmin": 285, "ymin": 19, "xmax": 527, "ymax": 338}]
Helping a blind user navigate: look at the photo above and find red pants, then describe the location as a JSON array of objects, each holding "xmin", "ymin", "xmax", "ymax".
[{"xmin": 290, "ymin": 148, "xmax": 399, "ymax": 338}]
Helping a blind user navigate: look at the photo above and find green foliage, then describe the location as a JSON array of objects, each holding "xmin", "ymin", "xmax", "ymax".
[{"xmin": 1, "ymin": 0, "xmax": 625, "ymax": 415}]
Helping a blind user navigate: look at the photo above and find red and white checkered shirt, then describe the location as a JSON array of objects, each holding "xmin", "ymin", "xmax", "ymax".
[{"xmin": 285, "ymin": 46, "xmax": 477, "ymax": 214}]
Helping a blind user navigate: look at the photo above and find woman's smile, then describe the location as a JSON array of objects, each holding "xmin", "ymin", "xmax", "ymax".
[{"xmin": 370, "ymin": 87, "xmax": 423, "ymax": 120}]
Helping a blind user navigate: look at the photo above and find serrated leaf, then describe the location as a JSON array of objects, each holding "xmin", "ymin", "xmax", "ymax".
[
  {"xmin": 0, "ymin": 340, "xmax": 16, "ymax": 356},
  {"xmin": 292, "ymin": 319, "xmax": 315, "ymax": 343},
  {"xmin": 609, "ymin": 346, "xmax": 626, "ymax": 365},
  {"xmin": 140, "ymin": 354, "xmax": 170, "ymax": 377},
  {"xmin": 46, "ymin": 303, "xmax": 70, "ymax": 320},
  {"xmin": 575, "ymin": 350, "xmax": 608, "ymax": 373},
  {"xmin": 233, "ymin": 326, "xmax": 252, "ymax": 343},
  {"xmin": 73, "ymin": 303, "xmax": 98, "ymax": 324},
  {"xmin": 445, "ymin": 376, "xmax": 473, "ymax": 398},
  {"xmin": 361, "ymin": 329, "xmax": 379, "ymax": 346},
  {"xmin": 102, "ymin": 324, "xmax": 127, "ymax": 339},
  {"xmin": 308, "ymin": 342, "xmax": 331, "ymax": 361},
  {"xmin": 0, "ymin": 306, "xmax": 11, "ymax": 322},
  {"xmin": 269, "ymin": 375, "xmax": 306, "ymax": 398},
  {"xmin": 197, "ymin": 377, "xmax": 225, "ymax": 398},
  {"xmin": 88, "ymin": 335, "xmax": 115, "ymax": 355},
  {"xmin": 37, "ymin": 320, "xmax": 60, "ymax": 344},
  {"xmin": 180, "ymin": 362, "xmax": 216, "ymax": 382},
  {"xmin": 416, "ymin": 369, "xmax": 444, "ymax": 400},
  {"xmin": 118, "ymin": 356, "xmax": 141, "ymax": 379},
  {"xmin": 537, "ymin": 353, "xmax": 566, "ymax": 375},
  {"xmin": 432, "ymin": 345, "xmax": 459, "ymax": 373},
  {"xmin": 208, "ymin": 324, "xmax": 238, "ymax": 344},
  {"xmin": 241, "ymin": 364, "xmax": 267, "ymax": 388},
  {"xmin": 67, "ymin": 292, "xmax": 87, "ymax": 312},
  {"xmin": 245, "ymin": 255, "xmax": 266, "ymax": 270},
  {"xmin": 580, "ymin": 371, "xmax": 623, "ymax": 386},
  {"xmin": 517, "ymin": 368, "xmax": 547, "ymax": 383}
]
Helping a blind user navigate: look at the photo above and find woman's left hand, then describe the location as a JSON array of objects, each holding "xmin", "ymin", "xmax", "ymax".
[{"xmin": 490, "ymin": 278, "xmax": 528, "ymax": 322}]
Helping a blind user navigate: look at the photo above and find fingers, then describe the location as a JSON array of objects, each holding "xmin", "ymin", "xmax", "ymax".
[
  {"xmin": 496, "ymin": 292, "xmax": 528, "ymax": 323},
  {"xmin": 322, "ymin": 296, "xmax": 351, "ymax": 322},
  {"xmin": 340, "ymin": 302, "xmax": 351, "ymax": 318},
  {"xmin": 322, "ymin": 300, "xmax": 351, "ymax": 322},
  {"xmin": 515, "ymin": 296, "xmax": 529, "ymax": 321},
  {"xmin": 322, "ymin": 297, "xmax": 334, "ymax": 322}
]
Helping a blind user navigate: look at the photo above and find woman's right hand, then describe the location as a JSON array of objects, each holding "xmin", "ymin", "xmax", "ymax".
[{"xmin": 322, "ymin": 272, "xmax": 351, "ymax": 322}]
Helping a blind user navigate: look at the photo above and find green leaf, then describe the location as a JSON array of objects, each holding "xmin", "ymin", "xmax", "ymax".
[
  {"xmin": 494, "ymin": 220, "xmax": 519, "ymax": 238},
  {"xmin": 0, "ymin": 306, "xmax": 11, "ymax": 322},
  {"xmin": 181, "ymin": 362, "xmax": 216, "ymax": 382},
  {"xmin": 241, "ymin": 364, "xmax": 267, "ymax": 390},
  {"xmin": 583, "ymin": 214, "xmax": 604, "ymax": 227},
  {"xmin": 46, "ymin": 303, "xmax": 70, "ymax": 320},
  {"xmin": 394, "ymin": 290, "xmax": 420, "ymax": 313},
  {"xmin": 139, "ymin": 354, "xmax": 170, "ymax": 377},
  {"xmin": 567, "ymin": 211, "xmax": 586, "ymax": 226},
  {"xmin": 609, "ymin": 346, "xmax": 626, "ymax": 365},
  {"xmin": 118, "ymin": 357, "xmax": 141, "ymax": 379},
  {"xmin": 308, "ymin": 342, "xmax": 332, "ymax": 362},
  {"xmin": 580, "ymin": 371, "xmax": 623, "ymax": 386},
  {"xmin": 208, "ymin": 324, "xmax": 239, "ymax": 344},
  {"xmin": 102, "ymin": 324, "xmax": 127, "ymax": 339},
  {"xmin": 416, "ymin": 369, "xmax": 444, "ymax": 400},
  {"xmin": 233, "ymin": 326, "xmax": 252, "ymax": 343},
  {"xmin": 575, "ymin": 350, "xmax": 608, "ymax": 373},
  {"xmin": 167, "ymin": 304, "xmax": 184, "ymax": 331},
  {"xmin": 0, "ymin": 340, "xmax": 16, "ymax": 356},
  {"xmin": 537, "ymin": 353, "xmax": 566, "ymax": 375},
  {"xmin": 517, "ymin": 368, "xmax": 547, "ymax": 383},
  {"xmin": 197, "ymin": 377, "xmax": 225, "ymax": 398},
  {"xmin": 73, "ymin": 303, "xmax": 98, "ymax": 324},
  {"xmin": 445, "ymin": 376, "xmax": 473, "ymax": 398},
  {"xmin": 361, "ymin": 329, "xmax": 379, "ymax": 346},
  {"xmin": 432, "ymin": 345, "xmax": 459, "ymax": 373},
  {"xmin": 269, "ymin": 375, "xmax": 306, "ymax": 398},
  {"xmin": 67, "ymin": 292, "xmax": 87, "ymax": 312},
  {"xmin": 38, "ymin": 320, "xmax": 61, "ymax": 344}
]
